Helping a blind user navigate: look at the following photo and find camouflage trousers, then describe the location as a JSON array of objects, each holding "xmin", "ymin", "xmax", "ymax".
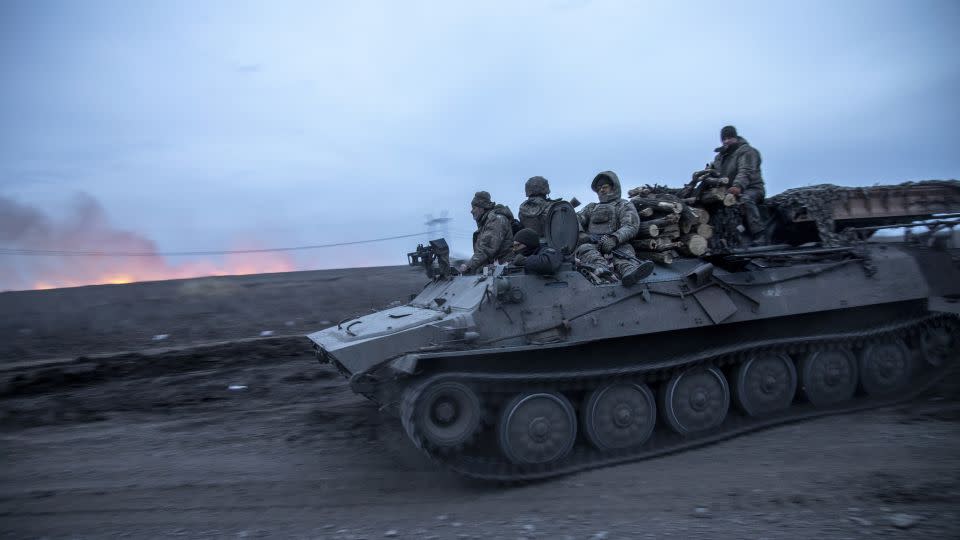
[
  {"xmin": 740, "ymin": 187, "xmax": 765, "ymax": 237},
  {"xmin": 575, "ymin": 242, "xmax": 639, "ymax": 278}
]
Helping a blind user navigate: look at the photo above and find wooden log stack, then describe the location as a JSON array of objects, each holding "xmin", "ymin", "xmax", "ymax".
[{"xmin": 629, "ymin": 185, "xmax": 715, "ymax": 264}]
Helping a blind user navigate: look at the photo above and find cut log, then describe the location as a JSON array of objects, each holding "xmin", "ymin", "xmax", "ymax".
[
  {"xmin": 631, "ymin": 197, "xmax": 682, "ymax": 214},
  {"xmin": 645, "ymin": 214, "xmax": 680, "ymax": 228},
  {"xmin": 654, "ymin": 240, "xmax": 681, "ymax": 251},
  {"xmin": 679, "ymin": 234, "xmax": 708, "ymax": 257},
  {"xmin": 679, "ymin": 213, "xmax": 695, "ymax": 234},
  {"xmin": 696, "ymin": 223, "xmax": 714, "ymax": 240},
  {"xmin": 635, "ymin": 222, "xmax": 659, "ymax": 238},
  {"xmin": 659, "ymin": 224, "xmax": 681, "ymax": 237},
  {"xmin": 693, "ymin": 207, "xmax": 710, "ymax": 225},
  {"xmin": 638, "ymin": 206, "xmax": 654, "ymax": 218},
  {"xmin": 632, "ymin": 238, "xmax": 661, "ymax": 251},
  {"xmin": 700, "ymin": 188, "xmax": 727, "ymax": 206}
]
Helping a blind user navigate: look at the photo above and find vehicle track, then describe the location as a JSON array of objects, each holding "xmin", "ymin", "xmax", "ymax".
[{"xmin": 404, "ymin": 313, "xmax": 959, "ymax": 481}]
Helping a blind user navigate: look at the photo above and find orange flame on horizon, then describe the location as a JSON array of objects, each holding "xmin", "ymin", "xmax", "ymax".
[
  {"xmin": 28, "ymin": 251, "xmax": 297, "ymax": 290},
  {"xmin": 3, "ymin": 191, "xmax": 395, "ymax": 292}
]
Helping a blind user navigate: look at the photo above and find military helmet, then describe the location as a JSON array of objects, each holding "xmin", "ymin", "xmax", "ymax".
[{"xmin": 525, "ymin": 176, "xmax": 550, "ymax": 197}]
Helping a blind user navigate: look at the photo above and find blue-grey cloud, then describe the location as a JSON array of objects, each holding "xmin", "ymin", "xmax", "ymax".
[{"xmin": 0, "ymin": 0, "xmax": 958, "ymax": 285}]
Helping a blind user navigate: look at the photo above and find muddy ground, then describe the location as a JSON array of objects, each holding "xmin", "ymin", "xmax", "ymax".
[
  {"xmin": 1, "ymin": 268, "xmax": 959, "ymax": 539},
  {"xmin": 0, "ymin": 266, "xmax": 426, "ymax": 363}
]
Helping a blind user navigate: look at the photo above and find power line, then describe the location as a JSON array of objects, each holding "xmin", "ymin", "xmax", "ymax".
[{"xmin": 0, "ymin": 231, "xmax": 431, "ymax": 257}]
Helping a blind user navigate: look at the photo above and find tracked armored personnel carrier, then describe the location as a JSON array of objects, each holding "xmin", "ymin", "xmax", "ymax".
[{"xmin": 308, "ymin": 181, "xmax": 960, "ymax": 481}]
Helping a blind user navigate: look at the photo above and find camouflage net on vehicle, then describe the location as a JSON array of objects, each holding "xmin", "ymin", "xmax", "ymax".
[{"xmin": 768, "ymin": 180, "xmax": 960, "ymax": 246}]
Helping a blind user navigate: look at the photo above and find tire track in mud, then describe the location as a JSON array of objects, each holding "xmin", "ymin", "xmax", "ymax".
[
  {"xmin": 0, "ymin": 338, "xmax": 323, "ymax": 430},
  {"xmin": 1, "ymin": 340, "xmax": 959, "ymax": 538}
]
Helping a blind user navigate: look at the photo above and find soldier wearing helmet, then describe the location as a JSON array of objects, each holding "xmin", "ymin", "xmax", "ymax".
[{"xmin": 518, "ymin": 176, "xmax": 553, "ymax": 236}]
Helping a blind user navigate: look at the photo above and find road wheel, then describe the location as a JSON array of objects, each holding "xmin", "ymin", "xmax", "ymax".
[
  {"xmin": 859, "ymin": 338, "xmax": 912, "ymax": 396},
  {"xmin": 661, "ymin": 366, "xmax": 729, "ymax": 435},
  {"xmin": 581, "ymin": 382, "xmax": 656, "ymax": 450},
  {"xmin": 403, "ymin": 380, "xmax": 481, "ymax": 450},
  {"xmin": 498, "ymin": 392, "xmax": 577, "ymax": 465},
  {"xmin": 800, "ymin": 346, "xmax": 858, "ymax": 406},
  {"xmin": 920, "ymin": 325, "xmax": 955, "ymax": 367},
  {"xmin": 734, "ymin": 352, "xmax": 797, "ymax": 417}
]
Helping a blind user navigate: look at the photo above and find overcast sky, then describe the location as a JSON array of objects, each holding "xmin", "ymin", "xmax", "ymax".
[{"xmin": 1, "ymin": 0, "xmax": 959, "ymax": 282}]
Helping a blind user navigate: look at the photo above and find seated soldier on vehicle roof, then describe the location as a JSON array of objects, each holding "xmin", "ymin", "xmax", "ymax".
[
  {"xmin": 576, "ymin": 171, "xmax": 654, "ymax": 287},
  {"xmin": 458, "ymin": 191, "xmax": 515, "ymax": 274},
  {"xmin": 712, "ymin": 125, "xmax": 766, "ymax": 245},
  {"xmin": 508, "ymin": 228, "xmax": 563, "ymax": 276}
]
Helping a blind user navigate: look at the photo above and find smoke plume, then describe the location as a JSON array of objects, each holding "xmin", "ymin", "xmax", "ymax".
[{"xmin": 0, "ymin": 193, "xmax": 295, "ymax": 291}]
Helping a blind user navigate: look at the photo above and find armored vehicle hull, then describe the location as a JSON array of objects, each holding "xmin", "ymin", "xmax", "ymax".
[{"xmin": 307, "ymin": 185, "xmax": 960, "ymax": 481}]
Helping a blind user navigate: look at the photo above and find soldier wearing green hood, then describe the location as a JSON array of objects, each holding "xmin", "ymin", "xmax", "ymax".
[
  {"xmin": 575, "ymin": 171, "xmax": 652, "ymax": 287},
  {"xmin": 459, "ymin": 190, "xmax": 515, "ymax": 274}
]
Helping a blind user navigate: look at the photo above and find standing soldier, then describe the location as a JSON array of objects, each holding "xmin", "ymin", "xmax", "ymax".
[
  {"xmin": 576, "ymin": 171, "xmax": 653, "ymax": 286},
  {"xmin": 712, "ymin": 125, "xmax": 766, "ymax": 243},
  {"xmin": 459, "ymin": 191, "xmax": 515, "ymax": 274},
  {"xmin": 518, "ymin": 176, "xmax": 552, "ymax": 236}
]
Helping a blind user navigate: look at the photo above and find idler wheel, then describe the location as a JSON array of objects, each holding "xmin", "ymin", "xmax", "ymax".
[
  {"xmin": 859, "ymin": 338, "xmax": 912, "ymax": 396},
  {"xmin": 498, "ymin": 392, "xmax": 577, "ymax": 466},
  {"xmin": 404, "ymin": 381, "xmax": 481, "ymax": 449},
  {"xmin": 734, "ymin": 352, "xmax": 797, "ymax": 417},
  {"xmin": 920, "ymin": 326, "xmax": 955, "ymax": 367},
  {"xmin": 581, "ymin": 382, "xmax": 657, "ymax": 450},
  {"xmin": 800, "ymin": 347, "xmax": 858, "ymax": 406},
  {"xmin": 661, "ymin": 366, "xmax": 730, "ymax": 435}
]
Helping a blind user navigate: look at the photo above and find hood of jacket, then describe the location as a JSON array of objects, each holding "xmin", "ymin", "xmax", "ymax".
[{"xmin": 591, "ymin": 170, "xmax": 622, "ymax": 203}]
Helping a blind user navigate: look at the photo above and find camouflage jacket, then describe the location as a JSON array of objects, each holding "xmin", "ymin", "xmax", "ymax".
[
  {"xmin": 711, "ymin": 137, "xmax": 764, "ymax": 194},
  {"xmin": 512, "ymin": 246, "xmax": 563, "ymax": 275},
  {"xmin": 577, "ymin": 172, "xmax": 640, "ymax": 245},
  {"xmin": 468, "ymin": 205, "xmax": 515, "ymax": 272},
  {"xmin": 518, "ymin": 196, "xmax": 552, "ymax": 236}
]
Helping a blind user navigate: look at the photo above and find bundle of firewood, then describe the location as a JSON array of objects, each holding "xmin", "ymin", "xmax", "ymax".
[{"xmin": 627, "ymin": 185, "xmax": 713, "ymax": 263}]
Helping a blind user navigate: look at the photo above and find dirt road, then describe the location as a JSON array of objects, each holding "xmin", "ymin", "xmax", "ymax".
[
  {"xmin": 1, "ymin": 268, "xmax": 959, "ymax": 538},
  {"xmin": 2, "ymin": 338, "xmax": 959, "ymax": 539}
]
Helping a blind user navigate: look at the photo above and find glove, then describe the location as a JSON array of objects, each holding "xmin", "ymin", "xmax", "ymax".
[
  {"xmin": 598, "ymin": 235, "xmax": 618, "ymax": 254},
  {"xmin": 727, "ymin": 185, "xmax": 742, "ymax": 197}
]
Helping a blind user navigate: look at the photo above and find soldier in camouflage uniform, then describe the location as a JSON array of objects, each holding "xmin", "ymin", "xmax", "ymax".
[
  {"xmin": 712, "ymin": 125, "xmax": 766, "ymax": 242},
  {"xmin": 459, "ymin": 191, "xmax": 515, "ymax": 274},
  {"xmin": 575, "ymin": 171, "xmax": 651, "ymax": 287},
  {"xmin": 518, "ymin": 176, "xmax": 553, "ymax": 236},
  {"xmin": 508, "ymin": 227, "xmax": 563, "ymax": 275}
]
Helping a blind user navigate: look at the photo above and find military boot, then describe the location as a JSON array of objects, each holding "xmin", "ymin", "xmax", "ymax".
[{"xmin": 620, "ymin": 260, "xmax": 655, "ymax": 287}]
